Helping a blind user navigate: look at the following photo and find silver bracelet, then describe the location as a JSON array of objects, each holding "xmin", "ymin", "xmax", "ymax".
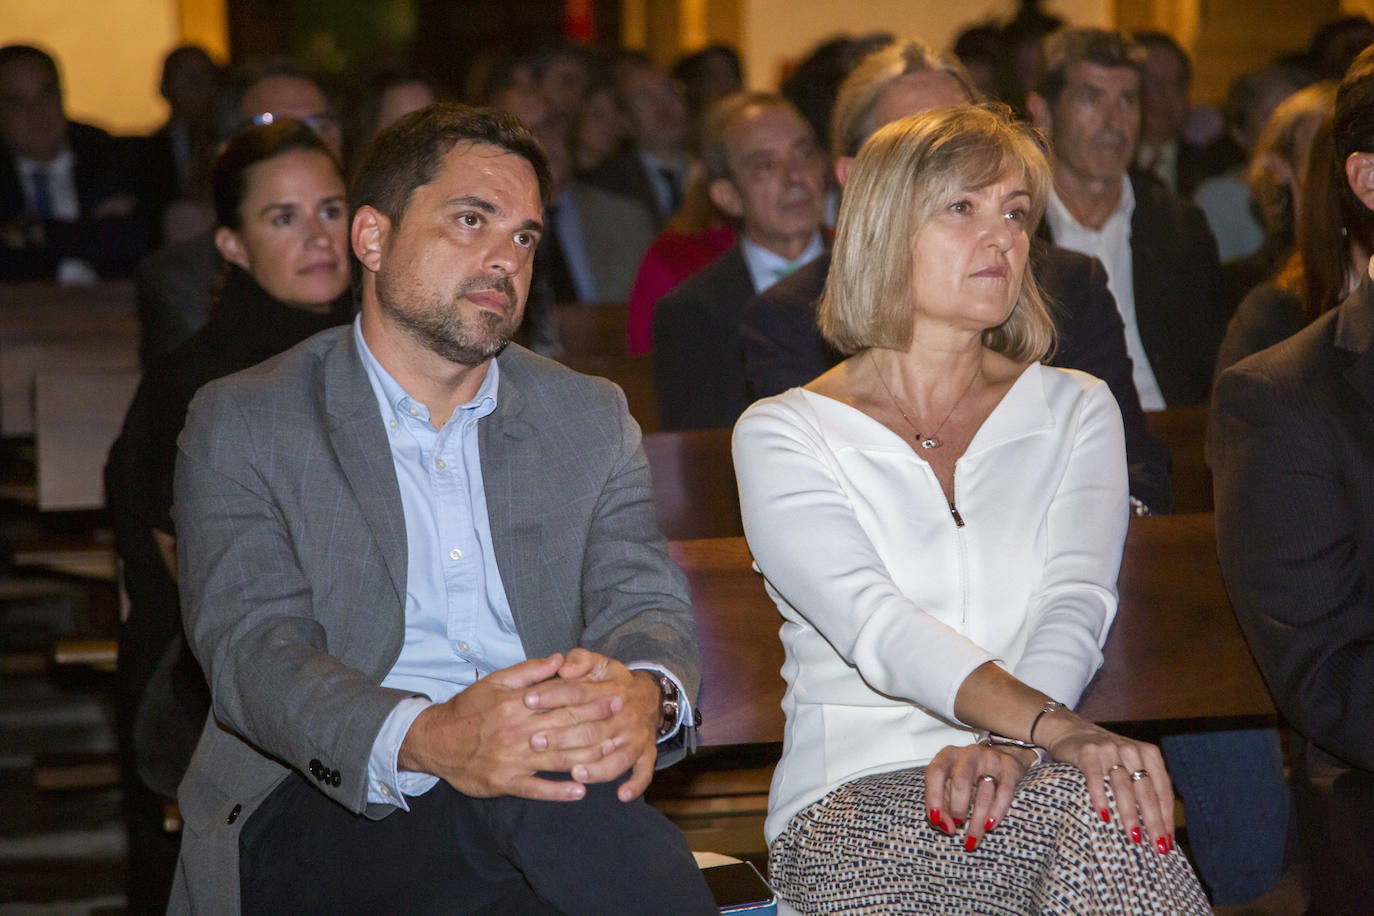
[{"xmin": 1028, "ymin": 699, "xmax": 1066, "ymax": 746}]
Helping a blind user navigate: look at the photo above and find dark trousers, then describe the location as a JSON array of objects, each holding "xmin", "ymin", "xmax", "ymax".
[{"xmin": 239, "ymin": 772, "xmax": 716, "ymax": 915}]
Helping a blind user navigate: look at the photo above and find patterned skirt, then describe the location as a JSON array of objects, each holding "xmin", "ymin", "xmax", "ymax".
[{"xmin": 768, "ymin": 762, "xmax": 1211, "ymax": 915}]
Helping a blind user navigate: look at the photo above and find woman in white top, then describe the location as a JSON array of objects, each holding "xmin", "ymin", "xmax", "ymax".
[{"xmin": 732, "ymin": 104, "xmax": 1209, "ymax": 914}]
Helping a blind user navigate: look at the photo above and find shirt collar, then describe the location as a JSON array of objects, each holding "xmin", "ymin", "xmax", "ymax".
[
  {"xmin": 740, "ymin": 231, "xmax": 826, "ymax": 293},
  {"xmin": 353, "ymin": 315, "xmax": 499, "ymax": 429},
  {"xmin": 1046, "ymin": 176, "xmax": 1135, "ymax": 237}
]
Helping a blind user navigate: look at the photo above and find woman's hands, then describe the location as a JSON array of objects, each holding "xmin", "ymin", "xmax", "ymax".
[
  {"xmin": 1040, "ymin": 716, "xmax": 1175, "ymax": 854},
  {"xmin": 925, "ymin": 742, "xmax": 1033, "ymax": 851}
]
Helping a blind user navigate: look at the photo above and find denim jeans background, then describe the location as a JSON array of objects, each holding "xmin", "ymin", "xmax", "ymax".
[{"xmin": 1160, "ymin": 727, "xmax": 1289, "ymax": 905}]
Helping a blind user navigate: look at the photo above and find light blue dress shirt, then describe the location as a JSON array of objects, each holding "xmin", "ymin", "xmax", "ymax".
[{"xmin": 353, "ymin": 319, "xmax": 687, "ymax": 808}]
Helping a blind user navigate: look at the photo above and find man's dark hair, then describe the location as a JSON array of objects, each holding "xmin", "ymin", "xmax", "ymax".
[
  {"xmin": 0, "ymin": 44, "xmax": 60, "ymax": 90},
  {"xmin": 1035, "ymin": 28, "xmax": 1144, "ymax": 106},
  {"xmin": 212, "ymin": 119, "xmax": 341, "ymax": 230},
  {"xmin": 1133, "ymin": 31, "xmax": 1193, "ymax": 86},
  {"xmin": 351, "ymin": 103, "xmax": 551, "ymax": 226}
]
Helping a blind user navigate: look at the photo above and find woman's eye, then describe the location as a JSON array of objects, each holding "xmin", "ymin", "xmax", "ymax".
[
  {"xmin": 1005, "ymin": 208, "xmax": 1027, "ymax": 224},
  {"xmin": 949, "ymin": 200, "xmax": 971, "ymax": 214}
]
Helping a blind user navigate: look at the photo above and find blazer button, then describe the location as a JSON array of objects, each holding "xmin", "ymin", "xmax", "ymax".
[
  {"xmin": 330, "ymin": 771, "xmax": 341, "ymax": 788},
  {"xmin": 309, "ymin": 758, "xmax": 322, "ymax": 777},
  {"xmin": 226, "ymin": 804, "xmax": 241, "ymax": 825}
]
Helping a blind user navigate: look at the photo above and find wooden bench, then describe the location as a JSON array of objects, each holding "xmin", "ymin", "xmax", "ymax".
[
  {"xmin": 555, "ymin": 303, "xmax": 658, "ymax": 433},
  {"xmin": 1146, "ymin": 405, "xmax": 1212, "ymax": 515},
  {"xmin": 652, "ymin": 514, "xmax": 1273, "ymax": 854},
  {"xmin": 643, "ymin": 428, "xmax": 740, "ymax": 540}
]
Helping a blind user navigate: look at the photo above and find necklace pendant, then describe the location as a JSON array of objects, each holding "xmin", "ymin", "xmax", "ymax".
[{"xmin": 919, "ymin": 436, "xmax": 941, "ymax": 449}]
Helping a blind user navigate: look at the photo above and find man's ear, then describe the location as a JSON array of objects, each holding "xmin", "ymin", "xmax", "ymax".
[
  {"xmin": 1346, "ymin": 152, "xmax": 1374, "ymax": 211},
  {"xmin": 707, "ymin": 177, "xmax": 745, "ymax": 220},
  {"xmin": 351, "ymin": 205, "xmax": 389, "ymax": 273},
  {"xmin": 1026, "ymin": 92, "xmax": 1052, "ymax": 135},
  {"xmin": 213, "ymin": 226, "xmax": 250, "ymax": 272},
  {"xmin": 834, "ymin": 156, "xmax": 854, "ymax": 189}
]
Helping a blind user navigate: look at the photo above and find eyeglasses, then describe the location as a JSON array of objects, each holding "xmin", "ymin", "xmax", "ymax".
[{"xmin": 248, "ymin": 111, "xmax": 339, "ymax": 134}]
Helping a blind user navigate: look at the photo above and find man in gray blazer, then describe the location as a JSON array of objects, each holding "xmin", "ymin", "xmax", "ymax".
[{"xmin": 169, "ymin": 104, "xmax": 713, "ymax": 914}]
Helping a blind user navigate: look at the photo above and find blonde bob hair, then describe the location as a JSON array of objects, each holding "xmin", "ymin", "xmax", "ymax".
[{"xmin": 818, "ymin": 103, "xmax": 1055, "ymax": 362}]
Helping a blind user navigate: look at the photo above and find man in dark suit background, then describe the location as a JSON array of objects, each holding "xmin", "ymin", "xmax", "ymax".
[
  {"xmin": 653, "ymin": 92, "xmax": 827, "ymax": 429},
  {"xmin": 169, "ymin": 104, "xmax": 713, "ymax": 914},
  {"xmin": 586, "ymin": 55, "xmax": 690, "ymax": 227},
  {"xmin": 1213, "ymin": 45, "xmax": 1374, "ymax": 916},
  {"xmin": 740, "ymin": 39, "xmax": 1173, "ymax": 514},
  {"xmin": 1026, "ymin": 29, "xmax": 1226, "ymax": 410},
  {"xmin": 0, "ymin": 44, "xmax": 152, "ymax": 282}
]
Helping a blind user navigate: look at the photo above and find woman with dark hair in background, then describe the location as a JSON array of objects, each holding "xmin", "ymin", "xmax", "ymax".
[
  {"xmin": 107, "ymin": 119, "xmax": 354, "ymax": 913},
  {"xmin": 1215, "ymin": 95, "xmax": 1367, "ymax": 379}
]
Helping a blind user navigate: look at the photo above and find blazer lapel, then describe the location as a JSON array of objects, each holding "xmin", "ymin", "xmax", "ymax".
[
  {"xmin": 324, "ymin": 333, "xmax": 407, "ymax": 606},
  {"xmin": 478, "ymin": 356, "xmax": 548, "ymax": 654}
]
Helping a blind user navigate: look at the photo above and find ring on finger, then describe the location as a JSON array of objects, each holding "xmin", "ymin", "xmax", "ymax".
[
  {"xmin": 977, "ymin": 774, "xmax": 998, "ymax": 788},
  {"xmin": 1108, "ymin": 764, "xmax": 1126, "ymax": 774},
  {"xmin": 1129, "ymin": 769, "xmax": 1150, "ymax": 782}
]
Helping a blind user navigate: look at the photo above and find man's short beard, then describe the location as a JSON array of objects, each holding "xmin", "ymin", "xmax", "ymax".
[{"xmin": 377, "ymin": 271, "xmax": 520, "ymax": 367}]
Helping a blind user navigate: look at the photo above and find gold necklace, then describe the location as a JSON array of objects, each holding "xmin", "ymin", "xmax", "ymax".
[{"xmin": 869, "ymin": 350, "xmax": 981, "ymax": 450}]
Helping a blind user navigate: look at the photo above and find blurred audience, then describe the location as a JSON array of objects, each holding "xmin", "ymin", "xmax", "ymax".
[
  {"xmin": 346, "ymin": 68, "xmax": 436, "ymax": 164},
  {"xmin": 493, "ymin": 84, "xmax": 653, "ymax": 310},
  {"xmin": 1210, "ymin": 80, "xmax": 1334, "ymax": 322},
  {"xmin": 587, "ymin": 54, "xmax": 690, "ymax": 226},
  {"xmin": 673, "ymin": 43, "xmax": 744, "ymax": 127},
  {"xmin": 572, "ymin": 76, "xmax": 629, "ymax": 175},
  {"xmin": 1215, "ymin": 100, "xmax": 1364, "ymax": 380},
  {"xmin": 0, "ymin": 44, "xmax": 152, "ymax": 282},
  {"xmin": 140, "ymin": 45, "xmax": 222, "ymax": 243},
  {"xmin": 1133, "ymin": 32, "xmax": 1208, "ymax": 194}
]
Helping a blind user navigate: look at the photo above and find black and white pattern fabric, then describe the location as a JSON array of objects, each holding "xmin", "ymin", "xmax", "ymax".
[{"xmin": 769, "ymin": 762, "xmax": 1210, "ymax": 915}]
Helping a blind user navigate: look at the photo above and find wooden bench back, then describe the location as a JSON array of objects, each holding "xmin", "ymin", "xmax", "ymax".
[
  {"xmin": 643, "ymin": 428, "xmax": 740, "ymax": 540},
  {"xmin": 675, "ymin": 513, "xmax": 1272, "ymax": 748},
  {"xmin": 1, "ymin": 281, "xmax": 138, "ymax": 437}
]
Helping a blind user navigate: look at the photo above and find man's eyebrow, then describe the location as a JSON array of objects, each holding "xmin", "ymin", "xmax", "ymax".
[
  {"xmin": 518, "ymin": 218, "xmax": 544, "ymax": 234},
  {"xmin": 448, "ymin": 194, "xmax": 498, "ymax": 214}
]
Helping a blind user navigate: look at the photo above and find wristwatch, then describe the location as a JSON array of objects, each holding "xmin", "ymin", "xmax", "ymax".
[{"xmin": 650, "ymin": 672, "xmax": 681, "ymax": 738}]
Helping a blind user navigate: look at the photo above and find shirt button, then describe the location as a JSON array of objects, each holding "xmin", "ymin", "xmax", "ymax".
[
  {"xmin": 458, "ymin": 641, "xmax": 471, "ymax": 654},
  {"xmin": 407, "ymin": 405, "xmax": 419, "ymax": 416},
  {"xmin": 435, "ymin": 458, "xmax": 446, "ymax": 470},
  {"xmin": 388, "ymin": 419, "xmax": 397, "ymax": 429},
  {"xmin": 380, "ymin": 785, "xmax": 391, "ymax": 797},
  {"xmin": 449, "ymin": 548, "xmax": 462, "ymax": 560}
]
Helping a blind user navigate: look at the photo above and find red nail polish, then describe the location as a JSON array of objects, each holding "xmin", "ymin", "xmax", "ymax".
[
  {"xmin": 1156, "ymin": 837, "xmax": 1168, "ymax": 855},
  {"xmin": 929, "ymin": 809, "xmax": 941, "ymax": 826},
  {"xmin": 1130, "ymin": 826, "xmax": 1142, "ymax": 843},
  {"xmin": 953, "ymin": 817, "xmax": 965, "ymax": 826},
  {"xmin": 984, "ymin": 817, "xmax": 997, "ymax": 832},
  {"xmin": 965, "ymin": 835, "xmax": 978, "ymax": 852},
  {"xmin": 1166, "ymin": 834, "xmax": 1175, "ymax": 853},
  {"xmin": 1099, "ymin": 807, "xmax": 1111, "ymax": 823}
]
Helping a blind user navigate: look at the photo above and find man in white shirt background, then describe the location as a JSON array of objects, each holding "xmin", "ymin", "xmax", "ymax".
[{"xmin": 1028, "ymin": 27, "xmax": 1226, "ymax": 410}]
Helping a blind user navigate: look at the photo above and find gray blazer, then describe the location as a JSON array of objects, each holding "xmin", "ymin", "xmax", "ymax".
[{"xmin": 167, "ymin": 326, "xmax": 700, "ymax": 913}]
